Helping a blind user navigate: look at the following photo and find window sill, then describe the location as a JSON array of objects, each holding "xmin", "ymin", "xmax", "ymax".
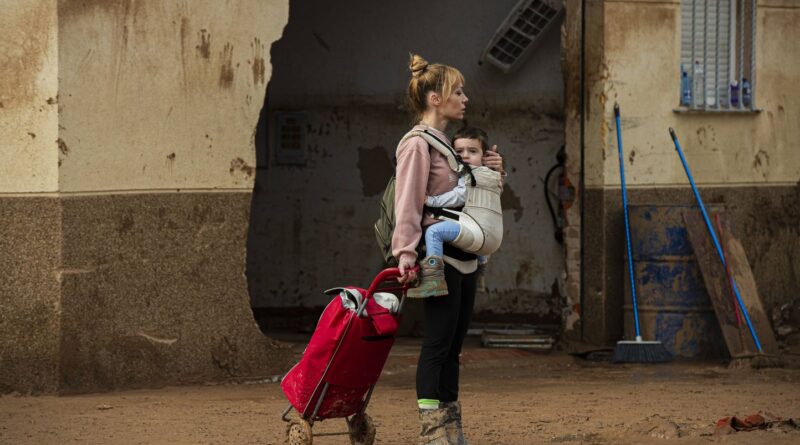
[{"xmin": 672, "ymin": 106, "xmax": 762, "ymax": 114}]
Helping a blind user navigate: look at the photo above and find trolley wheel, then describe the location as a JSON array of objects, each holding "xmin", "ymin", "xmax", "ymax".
[
  {"xmin": 348, "ymin": 412, "xmax": 376, "ymax": 445},
  {"xmin": 286, "ymin": 418, "xmax": 313, "ymax": 445}
]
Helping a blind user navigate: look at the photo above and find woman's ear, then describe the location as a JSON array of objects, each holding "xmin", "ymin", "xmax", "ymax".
[{"xmin": 426, "ymin": 91, "xmax": 442, "ymax": 107}]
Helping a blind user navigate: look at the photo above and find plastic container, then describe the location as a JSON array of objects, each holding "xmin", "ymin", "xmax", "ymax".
[
  {"xmin": 742, "ymin": 78, "xmax": 752, "ymax": 108},
  {"xmin": 730, "ymin": 81, "xmax": 740, "ymax": 107},
  {"xmin": 692, "ymin": 61, "xmax": 705, "ymax": 108},
  {"xmin": 680, "ymin": 68, "xmax": 692, "ymax": 106}
]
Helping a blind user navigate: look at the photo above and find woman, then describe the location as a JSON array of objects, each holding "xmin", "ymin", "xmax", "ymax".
[{"xmin": 392, "ymin": 54, "xmax": 504, "ymax": 445}]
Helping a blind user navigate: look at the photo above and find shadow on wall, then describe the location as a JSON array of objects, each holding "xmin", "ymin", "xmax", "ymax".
[{"xmin": 246, "ymin": 83, "xmax": 279, "ymax": 334}]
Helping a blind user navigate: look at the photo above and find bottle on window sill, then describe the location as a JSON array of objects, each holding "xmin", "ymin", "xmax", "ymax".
[
  {"xmin": 742, "ymin": 78, "xmax": 752, "ymax": 108},
  {"xmin": 680, "ymin": 66, "xmax": 692, "ymax": 106},
  {"xmin": 692, "ymin": 61, "xmax": 705, "ymax": 108},
  {"xmin": 730, "ymin": 81, "xmax": 740, "ymax": 107}
]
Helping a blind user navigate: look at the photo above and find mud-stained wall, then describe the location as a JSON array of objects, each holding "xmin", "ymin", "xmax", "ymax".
[
  {"xmin": 601, "ymin": 0, "xmax": 800, "ymax": 187},
  {"xmin": 58, "ymin": 0, "xmax": 284, "ymax": 192},
  {"xmin": 0, "ymin": 0, "xmax": 61, "ymax": 395},
  {"xmin": 1, "ymin": 0, "xmax": 292, "ymax": 393},
  {"xmin": 0, "ymin": 0, "xmax": 59, "ymax": 193},
  {"xmin": 250, "ymin": 107, "xmax": 564, "ymax": 316},
  {"xmin": 563, "ymin": 0, "xmax": 800, "ymax": 345},
  {"xmin": 249, "ymin": 0, "xmax": 566, "ymax": 324}
]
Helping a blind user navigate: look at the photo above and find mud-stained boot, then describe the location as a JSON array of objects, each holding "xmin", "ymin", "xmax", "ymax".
[
  {"xmin": 406, "ymin": 256, "xmax": 449, "ymax": 299},
  {"xmin": 443, "ymin": 401, "xmax": 469, "ymax": 445},
  {"xmin": 418, "ymin": 407, "xmax": 452, "ymax": 445}
]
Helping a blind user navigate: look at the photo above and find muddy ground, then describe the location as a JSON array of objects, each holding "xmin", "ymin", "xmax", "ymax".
[{"xmin": 1, "ymin": 337, "xmax": 799, "ymax": 445}]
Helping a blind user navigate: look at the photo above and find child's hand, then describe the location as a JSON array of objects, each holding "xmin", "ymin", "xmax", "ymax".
[{"xmin": 483, "ymin": 145, "xmax": 504, "ymax": 174}]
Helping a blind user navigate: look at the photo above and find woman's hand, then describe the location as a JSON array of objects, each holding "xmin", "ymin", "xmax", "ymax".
[
  {"xmin": 483, "ymin": 145, "xmax": 505, "ymax": 174},
  {"xmin": 397, "ymin": 256, "xmax": 418, "ymax": 284}
]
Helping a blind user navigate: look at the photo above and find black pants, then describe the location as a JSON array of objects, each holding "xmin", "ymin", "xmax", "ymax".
[{"xmin": 416, "ymin": 264, "xmax": 477, "ymax": 403}]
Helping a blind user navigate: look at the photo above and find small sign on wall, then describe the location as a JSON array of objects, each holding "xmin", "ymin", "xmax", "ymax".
[{"xmin": 275, "ymin": 111, "xmax": 307, "ymax": 165}]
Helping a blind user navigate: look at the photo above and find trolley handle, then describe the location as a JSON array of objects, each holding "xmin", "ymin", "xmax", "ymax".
[
  {"xmin": 364, "ymin": 266, "xmax": 418, "ymax": 298},
  {"xmin": 356, "ymin": 266, "xmax": 419, "ymax": 318}
]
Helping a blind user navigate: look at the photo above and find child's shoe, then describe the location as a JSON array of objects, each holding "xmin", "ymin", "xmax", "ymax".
[{"xmin": 406, "ymin": 256, "xmax": 449, "ymax": 298}]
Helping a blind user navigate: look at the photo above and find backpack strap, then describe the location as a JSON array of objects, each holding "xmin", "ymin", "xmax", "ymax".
[
  {"xmin": 400, "ymin": 129, "xmax": 477, "ymax": 186},
  {"xmin": 400, "ymin": 130, "xmax": 462, "ymax": 173}
]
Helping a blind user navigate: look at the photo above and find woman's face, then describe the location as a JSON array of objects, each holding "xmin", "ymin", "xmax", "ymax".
[{"xmin": 439, "ymin": 83, "xmax": 468, "ymax": 121}]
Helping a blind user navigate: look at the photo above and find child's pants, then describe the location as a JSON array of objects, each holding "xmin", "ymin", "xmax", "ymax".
[
  {"xmin": 425, "ymin": 220, "xmax": 486, "ymax": 263},
  {"xmin": 424, "ymin": 221, "xmax": 461, "ymax": 257}
]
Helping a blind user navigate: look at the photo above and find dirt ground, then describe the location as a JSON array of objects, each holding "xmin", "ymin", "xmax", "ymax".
[{"xmin": 1, "ymin": 336, "xmax": 799, "ymax": 445}]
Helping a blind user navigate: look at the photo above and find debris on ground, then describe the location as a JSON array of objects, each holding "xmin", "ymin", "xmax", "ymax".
[{"xmin": 715, "ymin": 412, "xmax": 800, "ymax": 435}]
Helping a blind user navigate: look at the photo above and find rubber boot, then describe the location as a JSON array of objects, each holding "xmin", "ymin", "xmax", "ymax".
[
  {"xmin": 406, "ymin": 256, "xmax": 449, "ymax": 298},
  {"xmin": 443, "ymin": 401, "xmax": 469, "ymax": 445},
  {"xmin": 418, "ymin": 407, "xmax": 451, "ymax": 445}
]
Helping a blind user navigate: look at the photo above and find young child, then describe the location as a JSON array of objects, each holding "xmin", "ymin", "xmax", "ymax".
[{"xmin": 423, "ymin": 126, "xmax": 498, "ymax": 270}]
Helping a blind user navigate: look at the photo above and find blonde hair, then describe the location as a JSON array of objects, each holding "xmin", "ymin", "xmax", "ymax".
[{"xmin": 407, "ymin": 53, "xmax": 465, "ymax": 120}]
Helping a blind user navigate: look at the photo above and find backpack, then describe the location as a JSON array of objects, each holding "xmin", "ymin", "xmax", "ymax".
[{"xmin": 374, "ymin": 129, "xmax": 468, "ymax": 265}]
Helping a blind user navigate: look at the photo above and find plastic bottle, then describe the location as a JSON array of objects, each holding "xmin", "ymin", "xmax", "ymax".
[
  {"xmin": 730, "ymin": 80, "xmax": 740, "ymax": 107},
  {"xmin": 680, "ymin": 67, "xmax": 692, "ymax": 106},
  {"xmin": 692, "ymin": 61, "xmax": 705, "ymax": 108},
  {"xmin": 742, "ymin": 78, "xmax": 752, "ymax": 108}
]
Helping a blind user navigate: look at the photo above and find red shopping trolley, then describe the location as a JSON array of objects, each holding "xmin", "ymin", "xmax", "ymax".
[{"xmin": 280, "ymin": 267, "xmax": 414, "ymax": 445}]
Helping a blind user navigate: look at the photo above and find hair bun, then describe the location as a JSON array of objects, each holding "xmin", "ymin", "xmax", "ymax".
[{"xmin": 409, "ymin": 53, "xmax": 429, "ymax": 77}]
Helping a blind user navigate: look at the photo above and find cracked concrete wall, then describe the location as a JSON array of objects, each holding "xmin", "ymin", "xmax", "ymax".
[
  {"xmin": 1, "ymin": 0, "xmax": 292, "ymax": 394},
  {"xmin": 248, "ymin": 0, "xmax": 566, "ymax": 326}
]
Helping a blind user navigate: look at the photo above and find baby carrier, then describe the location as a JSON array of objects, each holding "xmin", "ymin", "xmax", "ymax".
[
  {"xmin": 405, "ymin": 130, "xmax": 504, "ymax": 257},
  {"xmin": 429, "ymin": 165, "xmax": 504, "ymax": 257}
]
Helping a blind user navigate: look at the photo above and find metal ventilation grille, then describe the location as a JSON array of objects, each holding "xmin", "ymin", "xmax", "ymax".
[
  {"xmin": 481, "ymin": 0, "xmax": 564, "ymax": 73},
  {"xmin": 275, "ymin": 112, "xmax": 307, "ymax": 165}
]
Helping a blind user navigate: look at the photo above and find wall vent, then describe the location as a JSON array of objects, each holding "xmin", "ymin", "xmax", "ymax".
[
  {"xmin": 481, "ymin": 0, "xmax": 564, "ymax": 73},
  {"xmin": 275, "ymin": 111, "xmax": 307, "ymax": 165}
]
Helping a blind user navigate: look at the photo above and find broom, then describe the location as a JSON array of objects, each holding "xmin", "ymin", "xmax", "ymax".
[{"xmin": 611, "ymin": 103, "xmax": 671, "ymax": 363}]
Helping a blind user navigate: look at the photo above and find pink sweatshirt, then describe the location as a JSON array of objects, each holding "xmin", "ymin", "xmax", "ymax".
[{"xmin": 391, "ymin": 125, "xmax": 459, "ymax": 266}]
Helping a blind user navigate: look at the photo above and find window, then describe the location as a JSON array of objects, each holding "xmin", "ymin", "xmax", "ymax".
[{"xmin": 679, "ymin": 0, "xmax": 757, "ymax": 111}]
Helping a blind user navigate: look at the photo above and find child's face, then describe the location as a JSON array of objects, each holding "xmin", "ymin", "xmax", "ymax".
[{"xmin": 453, "ymin": 138, "xmax": 484, "ymax": 167}]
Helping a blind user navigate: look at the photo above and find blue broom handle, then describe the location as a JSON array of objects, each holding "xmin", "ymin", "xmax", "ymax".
[
  {"xmin": 615, "ymin": 105, "xmax": 641, "ymax": 338},
  {"xmin": 669, "ymin": 128, "xmax": 763, "ymax": 352}
]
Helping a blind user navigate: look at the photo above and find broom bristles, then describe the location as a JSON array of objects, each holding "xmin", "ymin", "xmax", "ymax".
[{"xmin": 612, "ymin": 339, "xmax": 672, "ymax": 363}]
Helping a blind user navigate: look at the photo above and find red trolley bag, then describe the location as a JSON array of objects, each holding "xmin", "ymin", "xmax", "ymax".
[{"xmin": 280, "ymin": 267, "xmax": 412, "ymax": 445}]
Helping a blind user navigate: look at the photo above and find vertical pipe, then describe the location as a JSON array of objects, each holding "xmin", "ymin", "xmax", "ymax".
[
  {"xmin": 750, "ymin": 0, "xmax": 756, "ymax": 107},
  {"xmin": 703, "ymin": 0, "xmax": 709, "ymax": 108},
  {"xmin": 729, "ymin": 0, "xmax": 736, "ymax": 108},
  {"xmin": 715, "ymin": 0, "xmax": 720, "ymax": 108},
  {"xmin": 739, "ymin": 0, "xmax": 744, "ymax": 109},
  {"xmin": 579, "ymin": 0, "xmax": 586, "ymax": 341},
  {"xmin": 691, "ymin": 0, "xmax": 696, "ymax": 108}
]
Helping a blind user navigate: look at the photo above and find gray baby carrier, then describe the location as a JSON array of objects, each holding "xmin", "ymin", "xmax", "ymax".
[{"xmin": 404, "ymin": 130, "xmax": 504, "ymax": 257}]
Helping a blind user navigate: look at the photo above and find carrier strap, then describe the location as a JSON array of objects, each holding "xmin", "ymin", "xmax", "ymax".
[
  {"xmin": 425, "ymin": 206, "xmax": 462, "ymax": 221},
  {"xmin": 400, "ymin": 130, "xmax": 476, "ymax": 186}
]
